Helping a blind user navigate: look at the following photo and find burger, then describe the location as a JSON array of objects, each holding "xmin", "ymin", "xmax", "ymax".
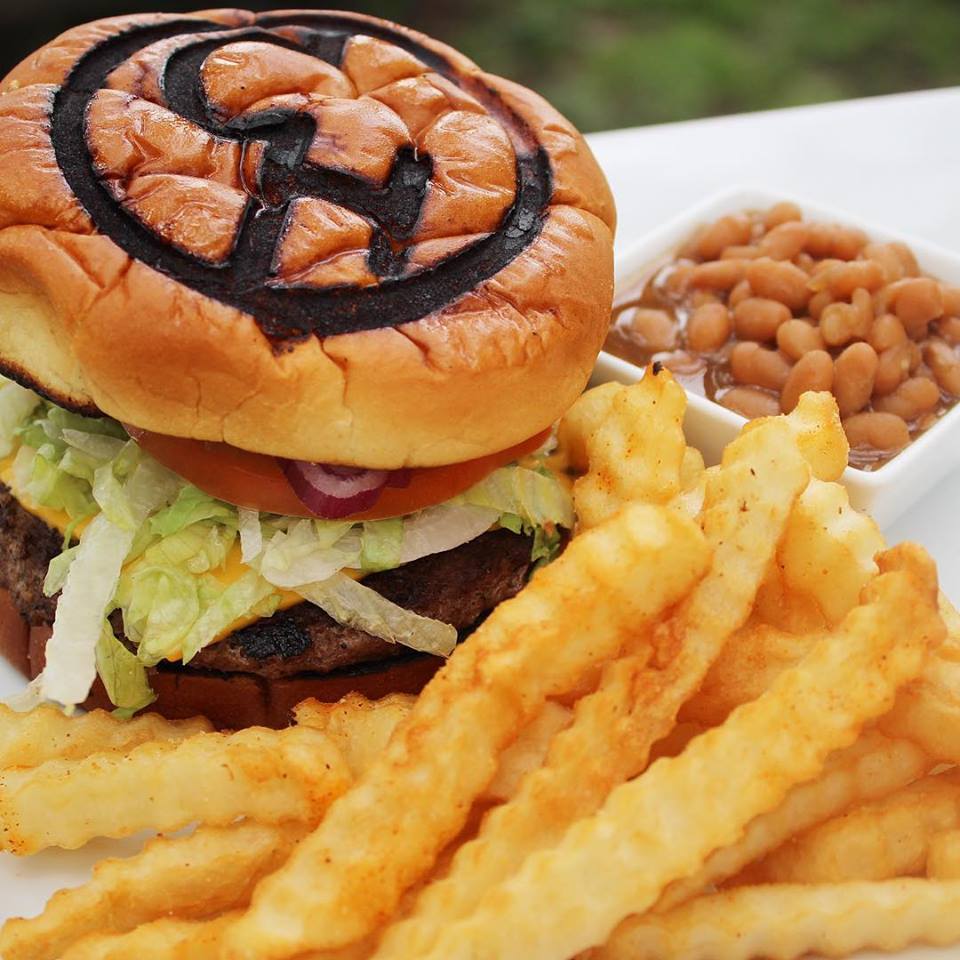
[{"xmin": 0, "ymin": 10, "xmax": 615, "ymax": 728}]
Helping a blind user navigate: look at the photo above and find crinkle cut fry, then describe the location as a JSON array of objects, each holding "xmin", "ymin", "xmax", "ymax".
[
  {"xmin": 0, "ymin": 703, "xmax": 211, "ymax": 767},
  {"xmin": 0, "ymin": 822, "xmax": 309, "ymax": 960},
  {"xmin": 410, "ymin": 563, "xmax": 944, "ymax": 960},
  {"xmin": 572, "ymin": 367, "xmax": 687, "ymax": 528},
  {"xmin": 0, "ymin": 697, "xmax": 571, "ymax": 960},
  {"xmin": 681, "ymin": 562, "xmax": 960, "ymax": 764},
  {"xmin": 928, "ymin": 828, "xmax": 960, "ymax": 879},
  {"xmin": 58, "ymin": 910, "xmax": 242, "ymax": 960},
  {"xmin": 587, "ymin": 880, "xmax": 960, "ymax": 960},
  {"xmin": 371, "ymin": 386, "xmax": 814, "ymax": 960},
  {"xmin": 221, "ymin": 504, "xmax": 711, "ymax": 958},
  {"xmin": 59, "ymin": 913, "xmax": 371, "ymax": 960},
  {"xmin": 652, "ymin": 729, "xmax": 930, "ymax": 913},
  {"xmin": 882, "ymin": 592, "xmax": 960, "ymax": 764},
  {"xmin": 0, "ymin": 726, "xmax": 351, "ymax": 854},
  {"xmin": 741, "ymin": 767, "xmax": 960, "ymax": 884},
  {"xmin": 293, "ymin": 694, "xmax": 415, "ymax": 778}
]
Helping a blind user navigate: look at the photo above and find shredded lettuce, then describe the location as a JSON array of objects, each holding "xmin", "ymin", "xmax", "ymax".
[
  {"xmin": 0, "ymin": 380, "xmax": 40, "ymax": 457},
  {"xmin": 96, "ymin": 623, "xmax": 156, "ymax": 715},
  {"xmin": 151, "ymin": 484, "xmax": 235, "ymax": 537},
  {"xmin": 238, "ymin": 507, "xmax": 263, "ymax": 562},
  {"xmin": 399, "ymin": 504, "xmax": 499, "ymax": 564},
  {"xmin": 0, "ymin": 378, "xmax": 574, "ymax": 714},
  {"xmin": 38, "ymin": 511, "xmax": 138, "ymax": 705},
  {"xmin": 12, "ymin": 444, "xmax": 97, "ymax": 520},
  {"xmin": 258, "ymin": 520, "xmax": 362, "ymax": 588},
  {"xmin": 460, "ymin": 466, "xmax": 575, "ymax": 531},
  {"xmin": 181, "ymin": 570, "xmax": 278, "ymax": 663},
  {"xmin": 43, "ymin": 545, "xmax": 79, "ymax": 597},
  {"xmin": 361, "ymin": 517, "xmax": 404, "ymax": 572},
  {"xmin": 532, "ymin": 525, "xmax": 564, "ymax": 566},
  {"xmin": 35, "ymin": 459, "xmax": 179, "ymax": 706},
  {"xmin": 120, "ymin": 564, "xmax": 202, "ymax": 665},
  {"xmin": 297, "ymin": 574, "xmax": 457, "ymax": 657}
]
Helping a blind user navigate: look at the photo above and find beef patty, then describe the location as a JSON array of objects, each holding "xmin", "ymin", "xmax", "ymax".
[{"xmin": 0, "ymin": 484, "xmax": 534, "ymax": 726}]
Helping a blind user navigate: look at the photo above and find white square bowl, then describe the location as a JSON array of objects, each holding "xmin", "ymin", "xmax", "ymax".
[{"xmin": 593, "ymin": 186, "xmax": 960, "ymax": 529}]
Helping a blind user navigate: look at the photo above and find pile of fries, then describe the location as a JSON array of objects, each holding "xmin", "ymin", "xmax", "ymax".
[{"xmin": 3, "ymin": 369, "xmax": 960, "ymax": 960}]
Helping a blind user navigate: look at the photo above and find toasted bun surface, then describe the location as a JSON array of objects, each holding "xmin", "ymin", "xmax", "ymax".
[{"xmin": 0, "ymin": 10, "xmax": 615, "ymax": 467}]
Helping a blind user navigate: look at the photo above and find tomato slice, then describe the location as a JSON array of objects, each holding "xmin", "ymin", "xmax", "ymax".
[{"xmin": 125, "ymin": 427, "xmax": 551, "ymax": 521}]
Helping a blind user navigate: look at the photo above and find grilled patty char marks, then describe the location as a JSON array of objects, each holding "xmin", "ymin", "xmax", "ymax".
[{"xmin": 0, "ymin": 484, "xmax": 533, "ymax": 679}]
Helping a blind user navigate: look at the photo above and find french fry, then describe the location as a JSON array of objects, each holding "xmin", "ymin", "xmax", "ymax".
[
  {"xmin": 58, "ymin": 910, "xmax": 242, "ymax": 960},
  {"xmin": 0, "ymin": 725, "xmax": 350, "ymax": 853},
  {"xmin": 297, "ymin": 692, "xmax": 573, "ymax": 805},
  {"xmin": 742, "ymin": 769, "xmax": 960, "ymax": 884},
  {"xmin": 222, "ymin": 504, "xmax": 710, "ymax": 958},
  {"xmin": 573, "ymin": 367, "xmax": 687, "ymax": 528},
  {"xmin": 777, "ymin": 478, "xmax": 884, "ymax": 625},
  {"xmin": 928, "ymin": 828, "xmax": 960, "ymax": 879},
  {"xmin": 371, "ymin": 390, "xmax": 815, "ymax": 960},
  {"xmin": 408, "ymin": 564, "xmax": 943, "ymax": 960},
  {"xmin": 680, "ymin": 620, "xmax": 821, "ymax": 727},
  {"xmin": 668, "ymin": 446, "xmax": 706, "ymax": 518},
  {"xmin": 588, "ymin": 880, "xmax": 960, "ymax": 960},
  {"xmin": 482, "ymin": 701, "xmax": 572, "ymax": 803},
  {"xmin": 295, "ymin": 694, "xmax": 416, "ymax": 777},
  {"xmin": 0, "ymin": 704, "xmax": 211, "ymax": 768},
  {"xmin": 0, "ymin": 822, "xmax": 308, "ymax": 960},
  {"xmin": 882, "ymin": 593, "xmax": 960, "ymax": 764},
  {"xmin": 653, "ymin": 730, "xmax": 930, "ymax": 913},
  {"xmin": 555, "ymin": 380, "xmax": 621, "ymax": 472},
  {"xmin": 687, "ymin": 579, "xmax": 960, "ymax": 765},
  {"xmin": 766, "ymin": 388, "xmax": 849, "ymax": 481}
]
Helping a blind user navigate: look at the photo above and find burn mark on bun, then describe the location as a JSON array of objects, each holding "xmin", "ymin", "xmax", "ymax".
[{"xmin": 50, "ymin": 13, "xmax": 552, "ymax": 341}]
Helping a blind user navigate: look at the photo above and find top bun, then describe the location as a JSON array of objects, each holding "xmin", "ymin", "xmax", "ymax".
[{"xmin": 0, "ymin": 10, "xmax": 615, "ymax": 467}]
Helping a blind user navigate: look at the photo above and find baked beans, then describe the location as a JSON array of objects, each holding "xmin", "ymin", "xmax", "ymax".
[
  {"xmin": 606, "ymin": 203, "xmax": 960, "ymax": 470},
  {"xmin": 687, "ymin": 303, "xmax": 732, "ymax": 353}
]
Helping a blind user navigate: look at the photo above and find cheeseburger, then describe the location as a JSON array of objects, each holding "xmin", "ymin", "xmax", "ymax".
[{"xmin": 0, "ymin": 10, "xmax": 615, "ymax": 728}]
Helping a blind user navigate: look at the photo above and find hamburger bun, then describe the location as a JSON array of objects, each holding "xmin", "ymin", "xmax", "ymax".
[{"xmin": 0, "ymin": 9, "xmax": 615, "ymax": 468}]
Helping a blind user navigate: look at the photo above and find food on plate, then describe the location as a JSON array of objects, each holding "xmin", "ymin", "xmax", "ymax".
[
  {"xmin": 0, "ymin": 724, "xmax": 352, "ymax": 853},
  {"xmin": 370, "ymin": 387, "xmax": 831, "ymax": 960},
  {"xmin": 652, "ymin": 729, "xmax": 931, "ymax": 913},
  {"xmin": 928, "ymin": 829, "xmax": 960, "ymax": 879},
  {"xmin": 741, "ymin": 769, "xmax": 960, "ymax": 884},
  {"xmin": 0, "ymin": 822, "xmax": 308, "ymax": 960},
  {"xmin": 606, "ymin": 202, "xmax": 960, "ymax": 470},
  {"xmin": 590, "ymin": 880, "xmax": 960, "ymax": 960},
  {"xmin": 0, "ymin": 702, "xmax": 210, "ymax": 767},
  {"xmin": 224, "ymin": 499, "xmax": 709, "ymax": 957},
  {"xmin": 0, "ymin": 10, "xmax": 616, "ymax": 728},
  {"xmin": 2, "ymin": 373, "xmax": 958, "ymax": 960},
  {"xmin": 0, "ymin": 693, "xmax": 568, "ymax": 960},
  {"xmin": 400, "ymin": 555, "xmax": 943, "ymax": 960}
]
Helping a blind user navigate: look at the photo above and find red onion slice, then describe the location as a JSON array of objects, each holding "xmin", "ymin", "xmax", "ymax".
[{"xmin": 280, "ymin": 459, "xmax": 390, "ymax": 518}]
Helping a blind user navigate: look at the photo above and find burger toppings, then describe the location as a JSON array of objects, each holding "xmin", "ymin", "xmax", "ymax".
[
  {"xmin": 124, "ymin": 425, "xmax": 552, "ymax": 521},
  {"xmin": 279, "ymin": 462, "xmax": 407, "ymax": 519},
  {"xmin": 0, "ymin": 376, "xmax": 573, "ymax": 713}
]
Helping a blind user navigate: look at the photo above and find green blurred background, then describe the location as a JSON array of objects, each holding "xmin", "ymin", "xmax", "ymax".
[{"xmin": 3, "ymin": 0, "xmax": 959, "ymax": 132}]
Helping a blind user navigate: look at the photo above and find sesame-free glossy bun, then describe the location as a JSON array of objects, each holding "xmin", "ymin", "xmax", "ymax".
[{"xmin": 0, "ymin": 10, "xmax": 614, "ymax": 467}]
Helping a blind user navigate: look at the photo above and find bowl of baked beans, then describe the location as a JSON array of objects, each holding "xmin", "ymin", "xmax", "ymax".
[{"xmin": 596, "ymin": 187, "xmax": 960, "ymax": 526}]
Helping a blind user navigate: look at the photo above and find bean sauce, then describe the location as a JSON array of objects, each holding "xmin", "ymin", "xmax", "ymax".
[{"xmin": 605, "ymin": 205, "xmax": 960, "ymax": 471}]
